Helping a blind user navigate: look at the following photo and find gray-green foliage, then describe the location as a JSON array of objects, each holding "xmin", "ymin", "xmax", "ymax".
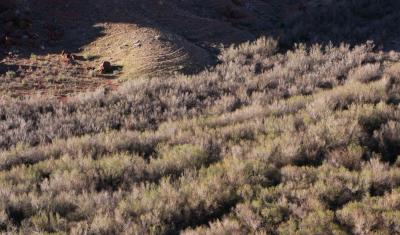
[{"xmin": 1, "ymin": 37, "xmax": 400, "ymax": 234}]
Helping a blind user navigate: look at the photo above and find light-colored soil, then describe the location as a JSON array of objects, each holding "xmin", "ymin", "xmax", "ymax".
[
  {"xmin": 1, "ymin": 0, "xmax": 277, "ymax": 98},
  {"xmin": 2, "ymin": 0, "xmax": 399, "ymax": 99}
]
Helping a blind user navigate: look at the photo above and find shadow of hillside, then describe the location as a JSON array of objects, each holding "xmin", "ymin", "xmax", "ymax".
[
  {"xmin": 276, "ymin": 0, "xmax": 400, "ymax": 51},
  {"xmin": 1, "ymin": 0, "xmax": 400, "ymax": 75}
]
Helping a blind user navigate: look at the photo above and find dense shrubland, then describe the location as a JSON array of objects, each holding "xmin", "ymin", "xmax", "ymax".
[{"xmin": 1, "ymin": 37, "xmax": 400, "ymax": 234}]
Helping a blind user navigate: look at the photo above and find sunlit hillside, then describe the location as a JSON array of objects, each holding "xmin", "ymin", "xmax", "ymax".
[{"xmin": 1, "ymin": 0, "xmax": 400, "ymax": 234}]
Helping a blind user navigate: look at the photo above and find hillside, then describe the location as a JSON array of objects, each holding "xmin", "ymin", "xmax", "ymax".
[
  {"xmin": 2, "ymin": 0, "xmax": 400, "ymax": 98},
  {"xmin": 1, "ymin": 0, "xmax": 400, "ymax": 234}
]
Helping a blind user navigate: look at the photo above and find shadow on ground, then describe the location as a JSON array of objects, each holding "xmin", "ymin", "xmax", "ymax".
[{"xmin": 1, "ymin": 0, "xmax": 400, "ymax": 76}]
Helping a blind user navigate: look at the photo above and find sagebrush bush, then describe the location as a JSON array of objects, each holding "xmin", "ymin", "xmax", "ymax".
[
  {"xmin": 348, "ymin": 63, "xmax": 382, "ymax": 83},
  {"xmin": 1, "ymin": 35, "xmax": 400, "ymax": 234}
]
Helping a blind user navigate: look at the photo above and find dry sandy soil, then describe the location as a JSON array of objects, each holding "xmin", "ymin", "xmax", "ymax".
[
  {"xmin": 1, "ymin": 0, "xmax": 400, "ymax": 98},
  {"xmin": 0, "ymin": 0, "xmax": 278, "ymax": 98}
]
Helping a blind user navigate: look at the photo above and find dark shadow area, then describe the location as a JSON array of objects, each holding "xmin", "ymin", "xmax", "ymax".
[
  {"xmin": 1, "ymin": 0, "xmax": 400, "ymax": 76},
  {"xmin": 275, "ymin": 0, "xmax": 400, "ymax": 51}
]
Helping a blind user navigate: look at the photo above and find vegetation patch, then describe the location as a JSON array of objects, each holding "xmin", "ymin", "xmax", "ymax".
[
  {"xmin": 1, "ymin": 37, "xmax": 400, "ymax": 234},
  {"xmin": 2, "ymin": 0, "xmax": 400, "ymax": 234}
]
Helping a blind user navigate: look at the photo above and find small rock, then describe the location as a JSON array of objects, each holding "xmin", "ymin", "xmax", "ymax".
[
  {"xmin": 99, "ymin": 61, "xmax": 113, "ymax": 74},
  {"xmin": 133, "ymin": 42, "xmax": 142, "ymax": 47}
]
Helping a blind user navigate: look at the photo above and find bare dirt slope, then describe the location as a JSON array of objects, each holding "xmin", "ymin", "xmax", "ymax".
[
  {"xmin": 1, "ymin": 0, "xmax": 400, "ymax": 98},
  {"xmin": 0, "ymin": 0, "xmax": 275, "ymax": 98}
]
